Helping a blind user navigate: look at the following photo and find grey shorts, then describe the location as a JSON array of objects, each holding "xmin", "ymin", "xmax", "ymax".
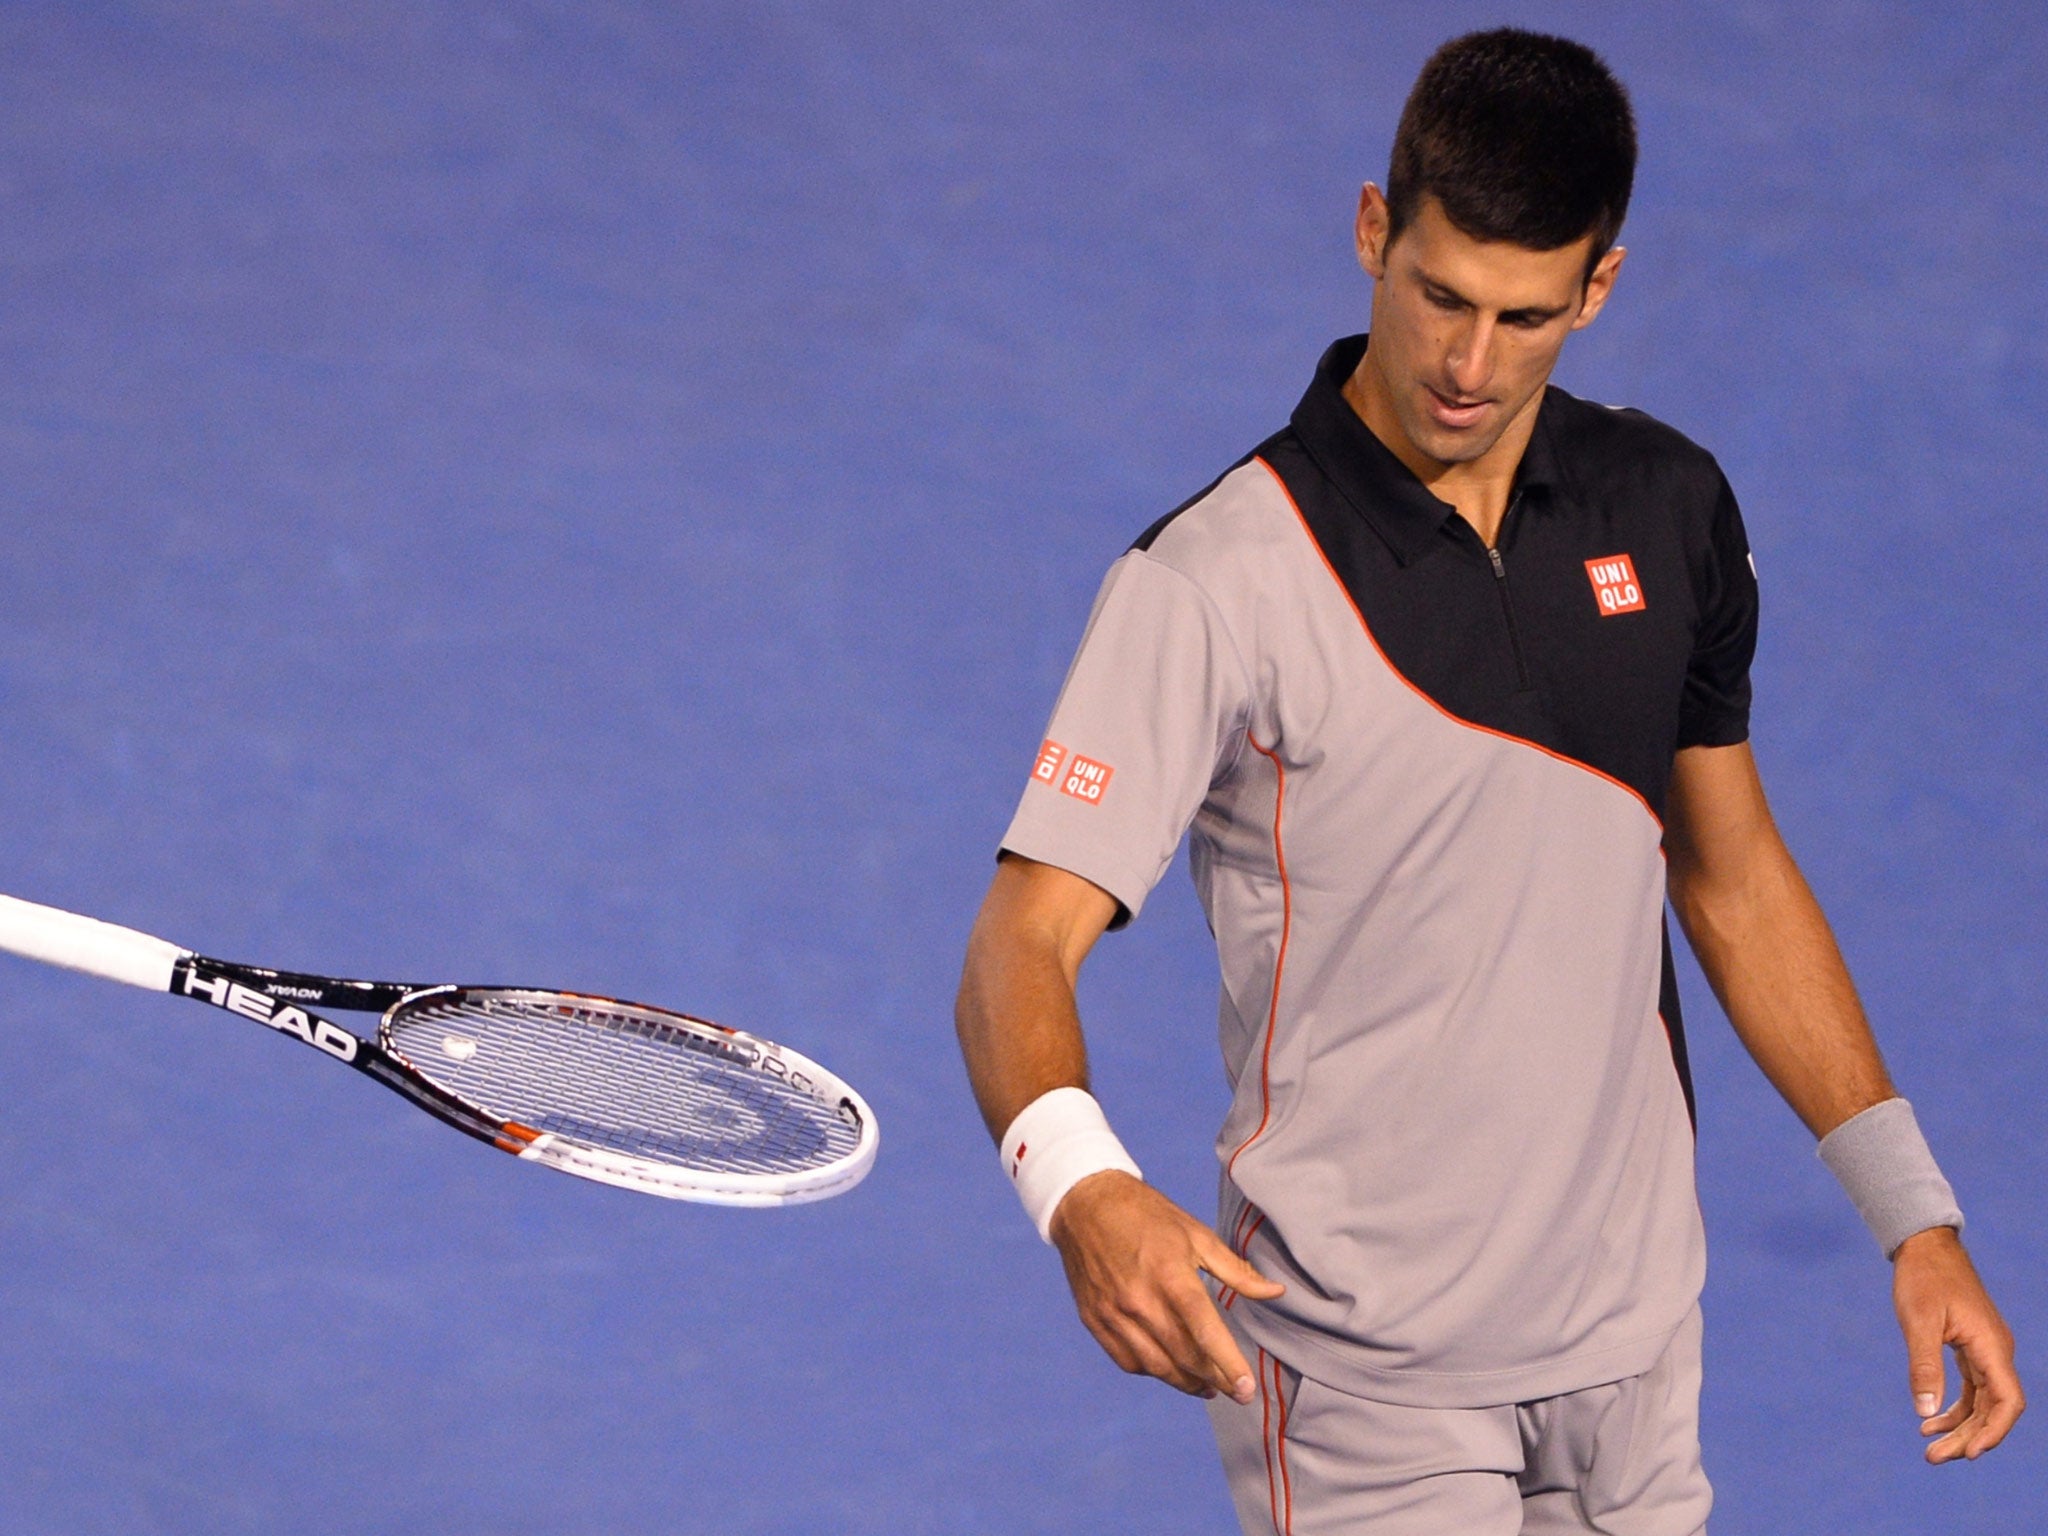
[{"xmin": 1206, "ymin": 1307, "xmax": 1711, "ymax": 1536}]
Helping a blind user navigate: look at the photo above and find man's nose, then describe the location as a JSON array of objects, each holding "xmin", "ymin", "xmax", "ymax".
[{"xmin": 1445, "ymin": 319, "xmax": 1496, "ymax": 397}]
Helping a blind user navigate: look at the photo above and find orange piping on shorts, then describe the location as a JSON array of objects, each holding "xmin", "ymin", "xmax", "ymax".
[
  {"xmin": 1273, "ymin": 1350, "xmax": 1295, "ymax": 1534},
  {"xmin": 1257, "ymin": 1346, "xmax": 1279, "ymax": 1535}
]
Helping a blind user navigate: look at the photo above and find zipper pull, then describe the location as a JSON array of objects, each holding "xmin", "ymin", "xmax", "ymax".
[{"xmin": 1488, "ymin": 547, "xmax": 1507, "ymax": 580}]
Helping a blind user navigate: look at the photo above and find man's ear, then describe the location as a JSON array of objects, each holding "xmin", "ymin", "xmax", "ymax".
[
  {"xmin": 1355, "ymin": 183, "xmax": 1392, "ymax": 279},
  {"xmin": 1571, "ymin": 245, "xmax": 1626, "ymax": 331}
]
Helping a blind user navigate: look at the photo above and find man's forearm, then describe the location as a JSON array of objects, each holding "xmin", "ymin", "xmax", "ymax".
[
  {"xmin": 954, "ymin": 855, "xmax": 1118, "ymax": 1142},
  {"xmin": 956, "ymin": 920, "xmax": 1091, "ymax": 1141},
  {"xmin": 1667, "ymin": 824, "xmax": 1894, "ymax": 1138}
]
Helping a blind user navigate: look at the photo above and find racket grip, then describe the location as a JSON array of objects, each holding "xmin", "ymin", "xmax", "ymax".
[{"xmin": 0, "ymin": 894, "xmax": 187, "ymax": 992}]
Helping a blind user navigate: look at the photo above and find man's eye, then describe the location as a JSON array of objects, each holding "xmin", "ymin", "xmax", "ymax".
[{"xmin": 1427, "ymin": 290, "xmax": 1461, "ymax": 311}]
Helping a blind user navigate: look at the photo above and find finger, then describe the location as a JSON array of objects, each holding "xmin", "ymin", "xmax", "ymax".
[
  {"xmin": 1149, "ymin": 1279, "xmax": 1253, "ymax": 1401},
  {"xmin": 1083, "ymin": 1314, "xmax": 1145, "ymax": 1378},
  {"xmin": 1101, "ymin": 1309, "xmax": 1209, "ymax": 1396},
  {"xmin": 1172, "ymin": 1280, "xmax": 1258, "ymax": 1403},
  {"xmin": 1919, "ymin": 1393, "xmax": 1969, "ymax": 1436},
  {"xmin": 1900, "ymin": 1302, "xmax": 1948, "ymax": 1421},
  {"xmin": 1078, "ymin": 1285, "xmax": 1183, "ymax": 1386},
  {"xmin": 1193, "ymin": 1228, "xmax": 1286, "ymax": 1301},
  {"xmin": 1927, "ymin": 1352, "xmax": 1985, "ymax": 1464},
  {"xmin": 1953, "ymin": 1332, "xmax": 2026, "ymax": 1458},
  {"xmin": 1094, "ymin": 1277, "xmax": 1231, "ymax": 1399},
  {"xmin": 1922, "ymin": 1354, "xmax": 1977, "ymax": 1435},
  {"xmin": 1924, "ymin": 1379, "xmax": 1976, "ymax": 1458}
]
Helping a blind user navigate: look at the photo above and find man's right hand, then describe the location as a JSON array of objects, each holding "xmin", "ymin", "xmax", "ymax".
[{"xmin": 1048, "ymin": 1169, "xmax": 1285, "ymax": 1405}]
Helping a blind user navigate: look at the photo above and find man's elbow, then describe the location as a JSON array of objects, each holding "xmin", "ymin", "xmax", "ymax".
[{"xmin": 1667, "ymin": 826, "xmax": 1802, "ymax": 950}]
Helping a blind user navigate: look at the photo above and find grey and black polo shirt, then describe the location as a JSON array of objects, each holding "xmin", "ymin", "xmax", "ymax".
[{"xmin": 1000, "ymin": 334, "xmax": 1759, "ymax": 1409}]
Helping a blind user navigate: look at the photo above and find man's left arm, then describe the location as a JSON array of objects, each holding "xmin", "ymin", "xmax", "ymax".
[{"xmin": 1665, "ymin": 740, "xmax": 2024, "ymax": 1463}]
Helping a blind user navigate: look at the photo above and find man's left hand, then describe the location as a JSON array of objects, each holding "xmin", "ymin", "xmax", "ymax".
[{"xmin": 1893, "ymin": 1226, "xmax": 2024, "ymax": 1462}]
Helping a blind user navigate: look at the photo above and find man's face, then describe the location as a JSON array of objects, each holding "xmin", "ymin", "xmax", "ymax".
[{"xmin": 1356, "ymin": 189, "xmax": 1622, "ymax": 470}]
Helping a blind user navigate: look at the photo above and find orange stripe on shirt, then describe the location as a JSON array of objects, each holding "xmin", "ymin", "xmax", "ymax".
[
  {"xmin": 1221, "ymin": 1210, "xmax": 1268, "ymax": 1311},
  {"xmin": 1225, "ymin": 734, "xmax": 1292, "ymax": 1188}
]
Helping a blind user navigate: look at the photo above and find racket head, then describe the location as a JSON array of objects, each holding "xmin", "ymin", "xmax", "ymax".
[{"xmin": 380, "ymin": 987, "xmax": 877, "ymax": 1206}]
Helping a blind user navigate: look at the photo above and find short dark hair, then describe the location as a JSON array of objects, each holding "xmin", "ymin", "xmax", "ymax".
[{"xmin": 1386, "ymin": 29, "xmax": 1636, "ymax": 274}]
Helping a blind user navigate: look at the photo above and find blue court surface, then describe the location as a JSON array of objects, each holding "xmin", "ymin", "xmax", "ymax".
[{"xmin": 0, "ymin": 4, "xmax": 2041, "ymax": 1532}]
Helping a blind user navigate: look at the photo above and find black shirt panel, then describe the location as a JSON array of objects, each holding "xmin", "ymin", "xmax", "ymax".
[
  {"xmin": 1265, "ymin": 335, "xmax": 1757, "ymax": 824},
  {"xmin": 1659, "ymin": 920, "xmax": 1697, "ymax": 1129},
  {"xmin": 1132, "ymin": 451, "xmax": 1256, "ymax": 554}
]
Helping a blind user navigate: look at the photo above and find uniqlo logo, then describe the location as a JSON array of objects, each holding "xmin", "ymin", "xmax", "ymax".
[
  {"xmin": 1585, "ymin": 554, "xmax": 1646, "ymax": 616},
  {"xmin": 1060, "ymin": 755, "xmax": 1114, "ymax": 804},
  {"xmin": 1032, "ymin": 740, "xmax": 1067, "ymax": 785}
]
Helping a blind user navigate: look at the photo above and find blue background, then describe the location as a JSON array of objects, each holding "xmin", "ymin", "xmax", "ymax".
[{"xmin": 0, "ymin": 3, "xmax": 2040, "ymax": 1531}]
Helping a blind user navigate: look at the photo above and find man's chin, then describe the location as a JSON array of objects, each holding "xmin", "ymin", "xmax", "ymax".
[{"xmin": 1407, "ymin": 418, "xmax": 1501, "ymax": 468}]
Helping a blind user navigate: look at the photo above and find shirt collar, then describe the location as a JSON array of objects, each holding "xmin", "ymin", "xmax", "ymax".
[{"xmin": 1288, "ymin": 334, "xmax": 1567, "ymax": 565}]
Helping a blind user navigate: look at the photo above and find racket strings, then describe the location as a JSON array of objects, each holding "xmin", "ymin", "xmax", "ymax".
[{"xmin": 385, "ymin": 992, "xmax": 862, "ymax": 1177}]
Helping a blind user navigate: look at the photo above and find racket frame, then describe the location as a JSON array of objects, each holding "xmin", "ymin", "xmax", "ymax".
[
  {"xmin": 172, "ymin": 955, "xmax": 541, "ymax": 1154},
  {"xmin": 0, "ymin": 894, "xmax": 878, "ymax": 1204},
  {"xmin": 165, "ymin": 955, "xmax": 877, "ymax": 1205}
]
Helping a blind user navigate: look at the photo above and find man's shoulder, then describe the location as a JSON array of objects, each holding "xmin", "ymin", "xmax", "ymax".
[
  {"xmin": 1539, "ymin": 387, "xmax": 1728, "ymax": 506},
  {"xmin": 1128, "ymin": 435, "xmax": 1301, "ymax": 573}
]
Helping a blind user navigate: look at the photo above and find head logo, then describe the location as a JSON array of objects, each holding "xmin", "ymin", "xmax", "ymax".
[
  {"xmin": 1585, "ymin": 554, "xmax": 1645, "ymax": 616},
  {"xmin": 181, "ymin": 969, "xmax": 360, "ymax": 1062}
]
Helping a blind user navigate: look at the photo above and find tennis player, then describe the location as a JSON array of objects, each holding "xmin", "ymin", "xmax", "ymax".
[{"xmin": 956, "ymin": 27, "xmax": 2021, "ymax": 1535}]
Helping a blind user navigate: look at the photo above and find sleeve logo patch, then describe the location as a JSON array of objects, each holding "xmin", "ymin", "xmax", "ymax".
[
  {"xmin": 1032, "ymin": 739, "xmax": 1068, "ymax": 785},
  {"xmin": 1585, "ymin": 554, "xmax": 1646, "ymax": 616},
  {"xmin": 1059, "ymin": 755, "xmax": 1114, "ymax": 804}
]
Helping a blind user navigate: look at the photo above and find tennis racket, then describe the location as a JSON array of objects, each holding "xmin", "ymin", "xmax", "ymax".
[{"xmin": 0, "ymin": 893, "xmax": 877, "ymax": 1206}]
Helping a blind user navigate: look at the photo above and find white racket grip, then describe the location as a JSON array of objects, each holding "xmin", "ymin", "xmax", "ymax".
[{"xmin": 0, "ymin": 894, "xmax": 187, "ymax": 992}]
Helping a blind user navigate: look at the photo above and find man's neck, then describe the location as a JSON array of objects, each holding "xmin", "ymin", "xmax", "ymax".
[{"xmin": 1341, "ymin": 353, "xmax": 1542, "ymax": 549}]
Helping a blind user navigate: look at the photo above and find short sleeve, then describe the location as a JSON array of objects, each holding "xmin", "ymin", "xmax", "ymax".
[
  {"xmin": 999, "ymin": 550, "xmax": 1251, "ymax": 927},
  {"xmin": 1676, "ymin": 473, "xmax": 1760, "ymax": 749}
]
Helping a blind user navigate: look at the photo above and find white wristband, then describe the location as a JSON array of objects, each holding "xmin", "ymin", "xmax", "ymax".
[{"xmin": 999, "ymin": 1087, "xmax": 1143, "ymax": 1243}]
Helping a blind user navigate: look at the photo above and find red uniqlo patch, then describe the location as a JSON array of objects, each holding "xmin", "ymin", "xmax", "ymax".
[
  {"xmin": 1060, "ymin": 755, "xmax": 1114, "ymax": 804},
  {"xmin": 1585, "ymin": 553, "xmax": 1646, "ymax": 616},
  {"xmin": 1032, "ymin": 739, "xmax": 1067, "ymax": 786}
]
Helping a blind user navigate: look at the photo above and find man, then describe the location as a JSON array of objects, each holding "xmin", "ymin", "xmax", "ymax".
[{"xmin": 955, "ymin": 28, "xmax": 2021, "ymax": 1535}]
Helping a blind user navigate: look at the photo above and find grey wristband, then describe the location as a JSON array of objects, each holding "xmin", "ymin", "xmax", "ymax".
[{"xmin": 1816, "ymin": 1097, "xmax": 1963, "ymax": 1259}]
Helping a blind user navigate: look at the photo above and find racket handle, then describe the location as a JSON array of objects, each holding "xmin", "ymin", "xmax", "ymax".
[{"xmin": 0, "ymin": 894, "xmax": 187, "ymax": 992}]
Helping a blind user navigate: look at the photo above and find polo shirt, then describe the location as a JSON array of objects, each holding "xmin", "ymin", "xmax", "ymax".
[{"xmin": 999, "ymin": 334, "xmax": 1759, "ymax": 1408}]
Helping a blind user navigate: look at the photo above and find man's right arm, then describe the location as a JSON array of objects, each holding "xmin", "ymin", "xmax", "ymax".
[{"xmin": 955, "ymin": 852, "xmax": 1281, "ymax": 1404}]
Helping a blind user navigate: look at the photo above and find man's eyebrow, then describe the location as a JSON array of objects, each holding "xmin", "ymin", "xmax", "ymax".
[
  {"xmin": 1501, "ymin": 300, "xmax": 1575, "ymax": 323},
  {"xmin": 1417, "ymin": 270, "xmax": 1473, "ymax": 307},
  {"xmin": 1417, "ymin": 268, "xmax": 1573, "ymax": 323}
]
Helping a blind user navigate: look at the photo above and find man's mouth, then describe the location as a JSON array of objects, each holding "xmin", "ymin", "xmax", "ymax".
[{"xmin": 1423, "ymin": 385, "xmax": 1492, "ymax": 429}]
